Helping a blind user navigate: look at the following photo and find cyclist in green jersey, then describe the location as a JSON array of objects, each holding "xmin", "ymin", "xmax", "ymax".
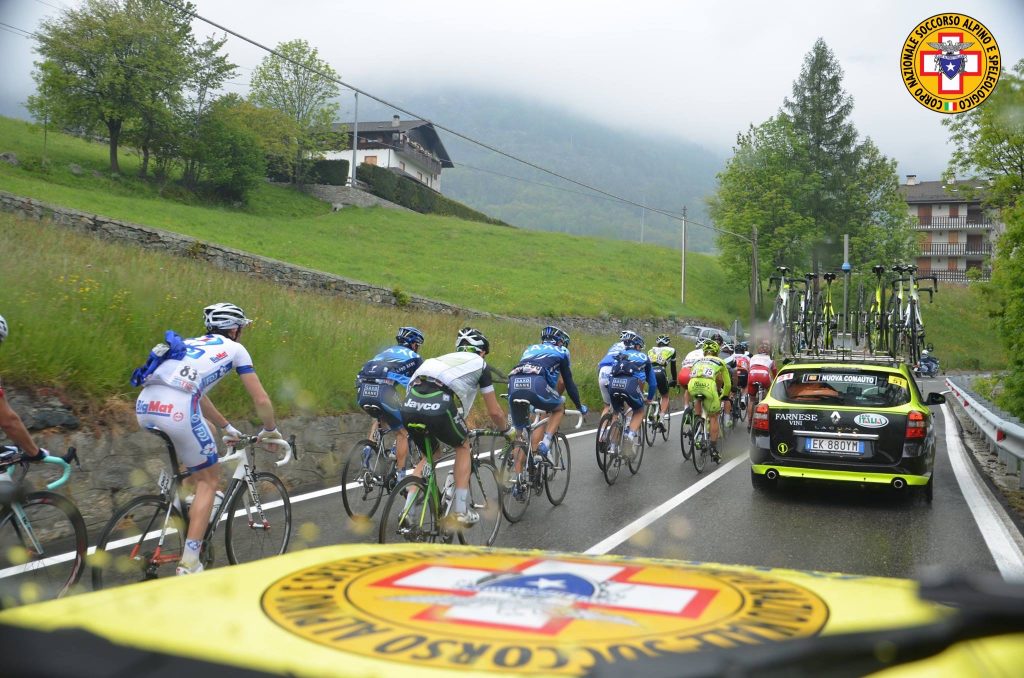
[{"xmin": 686, "ymin": 339, "xmax": 731, "ymax": 462}]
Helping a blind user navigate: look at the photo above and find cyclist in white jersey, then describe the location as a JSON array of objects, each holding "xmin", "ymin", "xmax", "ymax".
[
  {"xmin": 135, "ymin": 303, "xmax": 280, "ymax": 576},
  {"xmin": 401, "ymin": 328, "xmax": 512, "ymax": 526}
]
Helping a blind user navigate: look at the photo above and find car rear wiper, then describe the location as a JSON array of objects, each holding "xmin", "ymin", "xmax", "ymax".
[{"xmin": 587, "ymin": 571, "xmax": 1024, "ymax": 678}]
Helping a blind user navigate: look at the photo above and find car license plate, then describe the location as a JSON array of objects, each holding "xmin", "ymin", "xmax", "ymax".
[
  {"xmin": 804, "ymin": 437, "xmax": 864, "ymax": 454},
  {"xmin": 362, "ymin": 383, "xmax": 380, "ymax": 398}
]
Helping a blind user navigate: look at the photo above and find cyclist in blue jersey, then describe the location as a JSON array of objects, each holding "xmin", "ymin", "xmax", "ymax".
[
  {"xmin": 606, "ymin": 331, "xmax": 657, "ymax": 455},
  {"xmin": 355, "ymin": 326, "xmax": 424, "ymax": 479},
  {"xmin": 598, "ymin": 330, "xmax": 631, "ymax": 417},
  {"xmin": 507, "ymin": 326, "xmax": 588, "ymax": 470}
]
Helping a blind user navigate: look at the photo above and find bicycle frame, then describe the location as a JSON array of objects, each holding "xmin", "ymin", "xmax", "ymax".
[{"xmin": 1, "ymin": 454, "xmax": 75, "ymax": 556}]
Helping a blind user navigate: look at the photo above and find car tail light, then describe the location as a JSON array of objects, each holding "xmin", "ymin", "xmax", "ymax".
[
  {"xmin": 906, "ymin": 410, "xmax": 927, "ymax": 439},
  {"xmin": 753, "ymin": 403, "xmax": 770, "ymax": 431}
]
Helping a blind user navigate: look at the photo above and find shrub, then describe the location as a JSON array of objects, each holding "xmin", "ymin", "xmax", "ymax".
[
  {"xmin": 310, "ymin": 159, "xmax": 349, "ymax": 186},
  {"xmin": 357, "ymin": 163, "xmax": 510, "ymax": 226}
]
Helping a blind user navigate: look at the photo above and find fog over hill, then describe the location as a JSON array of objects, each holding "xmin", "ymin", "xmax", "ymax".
[{"xmin": 353, "ymin": 88, "xmax": 725, "ymax": 253}]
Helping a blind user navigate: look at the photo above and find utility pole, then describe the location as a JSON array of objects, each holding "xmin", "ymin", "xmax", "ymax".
[
  {"xmin": 350, "ymin": 92, "xmax": 359, "ymax": 187},
  {"xmin": 640, "ymin": 205, "xmax": 646, "ymax": 244},
  {"xmin": 680, "ymin": 206, "xmax": 687, "ymax": 305}
]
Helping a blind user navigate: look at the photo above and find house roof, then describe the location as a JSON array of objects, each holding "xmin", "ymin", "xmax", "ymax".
[
  {"xmin": 899, "ymin": 179, "xmax": 989, "ymax": 204},
  {"xmin": 332, "ymin": 119, "xmax": 454, "ymax": 168}
]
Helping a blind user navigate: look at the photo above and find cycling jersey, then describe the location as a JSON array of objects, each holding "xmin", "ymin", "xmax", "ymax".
[
  {"xmin": 687, "ymin": 355, "xmax": 731, "ymax": 415},
  {"xmin": 509, "ymin": 342, "xmax": 583, "ymax": 410},
  {"xmin": 598, "ymin": 341, "xmax": 627, "ymax": 368},
  {"xmin": 142, "ymin": 334, "xmax": 254, "ymax": 396},
  {"xmin": 747, "ymin": 353, "xmax": 777, "ymax": 395},
  {"xmin": 609, "ymin": 349, "xmax": 657, "ymax": 400},
  {"xmin": 648, "ymin": 346, "xmax": 678, "ymax": 384},
  {"xmin": 357, "ymin": 345, "xmax": 422, "ymax": 387},
  {"xmin": 677, "ymin": 348, "xmax": 704, "ymax": 388},
  {"xmin": 409, "ymin": 351, "xmax": 494, "ymax": 416}
]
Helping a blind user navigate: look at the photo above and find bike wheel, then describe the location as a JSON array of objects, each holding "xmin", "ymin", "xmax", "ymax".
[
  {"xmin": 627, "ymin": 426, "xmax": 645, "ymax": 475},
  {"xmin": 692, "ymin": 419, "xmax": 708, "ymax": 474},
  {"xmin": 679, "ymin": 406, "xmax": 693, "ymax": 460},
  {"xmin": 661, "ymin": 402, "xmax": 672, "ymax": 442},
  {"xmin": 643, "ymin": 406, "xmax": 657, "ymax": 447},
  {"xmin": 378, "ymin": 475, "xmax": 436, "ymax": 544},
  {"xmin": 596, "ymin": 412, "xmax": 614, "ymax": 471},
  {"xmin": 459, "ymin": 462, "xmax": 501, "ymax": 546},
  {"xmin": 341, "ymin": 438, "xmax": 390, "ymax": 522},
  {"xmin": 602, "ymin": 419, "xmax": 622, "ymax": 486},
  {"xmin": 499, "ymin": 445, "xmax": 531, "ymax": 523},
  {"xmin": 225, "ymin": 472, "xmax": 291, "ymax": 565},
  {"xmin": 91, "ymin": 495, "xmax": 184, "ymax": 590},
  {"xmin": 0, "ymin": 491, "xmax": 87, "ymax": 605},
  {"xmin": 544, "ymin": 433, "xmax": 572, "ymax": 505}
]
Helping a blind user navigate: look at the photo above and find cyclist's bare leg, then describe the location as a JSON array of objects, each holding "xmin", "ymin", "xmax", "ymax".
[
  {"xmin": 629, "ymin": 407, "xmax": 644, "ymax": 435},
  {"xmin": 185, "ymin": 464, "xmax": 220, "ymax": 543},
  {"xmin": 709, "ymin": 410, "xmax": 720, "ymax": 445},
  {"xmin": 395, "ymin": 427, "xmax": 410, "ymax": 470},
  {"xmin": 366, "ymin": 417, "xmax": 379, "ymax": 442}
]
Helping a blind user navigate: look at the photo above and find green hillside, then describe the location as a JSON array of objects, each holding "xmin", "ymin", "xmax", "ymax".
[{"xmin": 0, "ymin": 116, "xmax": 744, "ymax": 322}]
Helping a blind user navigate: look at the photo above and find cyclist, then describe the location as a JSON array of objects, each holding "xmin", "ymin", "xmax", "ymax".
[
  {"xmin": 597, "ymin": 331, "xmax": 630, "ymax": 417},
  {"xmin": 355, "ymin": 327, "xmax": 424, "ymax": 480},
  {"xmin": 719, "ymin": 343, "xmax": 745, "ymax": 428},
  {"xmin": 401, "ymin": 328, "xmax": 512, "ymax": 526},
  {"xmin": 677, "ymin": 339, "xmax": 705, "ymax": 427},
  {"xmin": 133, "ymin": 303, "xmax": 280, "ymax": 576},
  {"xmin": 647, "ymin": 335, "xmax": 678, "ymax": 431},
  {"xmin": 0, "ymin": 315, "xmax": 49, "ymax": 462},
  {"xmin": 746, "ymin": 339, "xmax": 777, "ymax": 423},
  {"xmin": 606, "ymin": 331, "xmax": 656, "ymax": 455},
  {"xmin": 507, "ymin": 326, "xmax": 587, "ymax": 470},
  {"xmin": 687, "ymin": 339, "xmax": 731, "ymax": 462}
]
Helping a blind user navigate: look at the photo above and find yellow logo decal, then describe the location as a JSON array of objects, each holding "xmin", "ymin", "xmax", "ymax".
[
  {"xmin": 262, "ymin": 549, "xmax": 828, "ymax": 674},
  {"xmin": 777, "ymin": 442, "xmax": 789, "ymax": 455},
  {"xmin": 901, "ymin": 13, "xmax": 1001, "ymax": 113},
  {"xmin": 888, "ymin": 375, "xmax": 909, "ymax": 389}
]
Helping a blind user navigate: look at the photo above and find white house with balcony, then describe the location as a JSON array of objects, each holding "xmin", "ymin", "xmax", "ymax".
[
  {"xmin": 326, "ymin": 115, "xmax": 454, "ymax": 191},
  {"xmin": 898, "ymin": 175, "xmax": 1003, "ymax": 283}
]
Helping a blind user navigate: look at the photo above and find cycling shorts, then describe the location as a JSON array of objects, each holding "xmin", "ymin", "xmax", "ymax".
[
  {"xmin": 136, "ymin": 385, "xmax": 217, "ymax": 472},
  {"xmin": 607, "ymin": 375, "xmax": 645, "ymax": 413},
  {"xmin": 677, "ymin": 366, "xmax": 692, "ymax": 388},
  {"xmin": 747, "ymin": 368, "xmax": 772, "ymax": 396},
  {"xmin": 652, "ymin": 366, "xmax": 670, "ymax": 396},
  {"xmin": 598, "ymin": 365, "xmax": 613, "ymax": 405},
  {"xmin": 401, "ymin": 382, "xmax": 468, "ymax": 450},
  {"xmin": 508, "ymin": 374, "xmax": 564, "ymax": 429},
  {"xmin": 356, "ymin": 380, "xmax": 403, "ymax": 429},
  {"xmin": 687, "ymin": 377, "xmax": 723, "ymax": 415}
]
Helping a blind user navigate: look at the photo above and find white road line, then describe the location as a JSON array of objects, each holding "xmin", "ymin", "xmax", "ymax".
[
  {"xmin": 584, "ymin": 456, "xmax": 744, "ymax": 555},
  {"xmin": 942, "ymin": 403, "xmax": 1024, "ymax": 582}
]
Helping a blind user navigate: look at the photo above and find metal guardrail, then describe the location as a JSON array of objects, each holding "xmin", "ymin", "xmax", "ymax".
[{"xmin": 946, "ymin": 376, "xmax": 1024, "ymax": 489}]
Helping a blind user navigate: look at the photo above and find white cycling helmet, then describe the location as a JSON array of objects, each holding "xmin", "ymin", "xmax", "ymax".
[
  {"xmin": 921, "ymin": 350, "xmax": 929, "ymax": 357},
  {"xmin": 456, "ymin": 327, "xmax": 489, "ymax": 354},
  {"xmin": 0, "ymin": 314, "xmax": 7, "ymax": 343},
  {"xmin": 203, "ymin": 302, "xmax": 253, "ymax": 331}
]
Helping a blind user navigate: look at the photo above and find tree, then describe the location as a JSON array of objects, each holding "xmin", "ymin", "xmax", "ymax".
[
  {"xmin": 28, "ymin": 0, "xmax": 197, "ymax": 174},
  {"xmin": 180, "ymin": 35, "xmax": 239, "ymax": 187},
  {"xmin": 249, "ymin": 39, "xmax": 345, "ymax": 183},
  {"xmin": 190, "ymin": 97, "xmax": 265, "ymax": 201}
]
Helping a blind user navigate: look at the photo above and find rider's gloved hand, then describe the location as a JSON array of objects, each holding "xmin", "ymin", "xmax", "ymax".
[
  {"xmin": 223, "ymin": 423, "xmax": 242, "ymax": 443},
  {"xmin": 579, "ymin": 404, "xmax": 589, "ymax": 416},
  {"xmin": 501, "ymin": 426, "xmax": 516, "ymax": 442},
  {"xmin": 257, "ymin": 427, "xmax": 283, "ymax": 442},
  {"xmin": 24, "ymin": 448, "xmax": 49, "ymax": 462}
]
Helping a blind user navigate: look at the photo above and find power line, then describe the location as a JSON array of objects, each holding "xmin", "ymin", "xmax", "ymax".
[{"xmin": 155, "ymin": 0, "xmax": 748, "ymax": 243}]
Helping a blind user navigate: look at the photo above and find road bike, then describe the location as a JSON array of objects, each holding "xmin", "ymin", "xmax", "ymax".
[
  {"xmin": 340, "ymin": 408, "xmax": 421, "ymax": 522},
  {"xmin": 494, "ymin": 403, "xmax": 582, "ymax": 523},
  {"xmin": 377, "ymin": 426, "xmax": 500, "ymax": 547},
  {"xmin": 596, "ymin": 395, "xmax": 645, "ymax": 486},
  {"xmin": 860, "ymin": 264, "xmax": 889, "ymax": 354},
  {"xmin": 643, "ymin": 391, "xmax": 672, "ymax": 446},
  {"xmin": 767, "ymin": 266, "xmax": 798, "ymax": 355},
  {"xmin": 893, "ymin": 265, "xmax": 937, "ymax": 365},
  {"xmin": 795, "ymin": 272, "xmax": 818, "ymax": 351},
  {"xmin": 687, "ymin": 393, "xmax": 724, "ymax": 474},
  {"xmin": 92, "ymin": 431, "xmax": 295, "ymax": 589},
  {"xmin": 0, "ymin": 447, "xmax": 85, "ymax": 604},
  {"xmin": 815, "ymin": 272, "xmax": 839, "ymax": 351}
]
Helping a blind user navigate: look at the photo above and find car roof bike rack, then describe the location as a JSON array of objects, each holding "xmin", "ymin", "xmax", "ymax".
[{"xmin": 780, "ymin": 349, "xmax": 903, "ymax": 367}]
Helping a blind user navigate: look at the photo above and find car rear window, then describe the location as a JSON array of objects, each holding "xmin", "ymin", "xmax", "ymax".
[
  {"xmin": 681, "ymin": 326, "xmax": 700, "ymax": 335},
  {"xmin": 771, "ymin": 369, "xmax": 911, "ymax": 407}
]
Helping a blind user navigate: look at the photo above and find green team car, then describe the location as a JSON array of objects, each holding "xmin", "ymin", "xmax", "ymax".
[{"xmin": 749, "ymin": 354, "xmax": 946, "ymax": 502}]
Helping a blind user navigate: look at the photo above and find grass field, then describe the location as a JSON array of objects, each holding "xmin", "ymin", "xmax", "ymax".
[
  {"xmin": 0, "ymin": 213, "xmax": 631, "ymax": 420},
  {"xmin": 0, "ymin": 116, "xmax": 746, "ymax": 322}
]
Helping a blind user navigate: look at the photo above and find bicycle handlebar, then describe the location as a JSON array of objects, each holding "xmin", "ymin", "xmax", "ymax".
[
  {"xmin": 221, "ymin": 435, "xmax": 294, "ymax": 467},
  {"xmin": 1, "ymin": 447, "xmax": 78, "ymax": 490}
]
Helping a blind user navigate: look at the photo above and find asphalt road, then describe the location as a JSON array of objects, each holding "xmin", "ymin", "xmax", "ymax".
[{"xmin": 283, "ymin": 375, "xmax": 1024, "ymax": 581}]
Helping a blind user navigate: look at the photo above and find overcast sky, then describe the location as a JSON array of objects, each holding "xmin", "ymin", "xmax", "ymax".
[{"xmin": 2, "ymin": 0, "xmax": 1022, "ymax": 181}]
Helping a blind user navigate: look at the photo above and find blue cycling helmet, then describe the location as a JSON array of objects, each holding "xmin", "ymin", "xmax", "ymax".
[
  {"xmin": 396, "ymin": 326, "xmax": 424, "ymax": 348},
  {"xmin": 621, "ymin": 330, "xmax": 643, "ymax": 350},
  {"xmin": 541, "ymin": 325, "xmax": 570, "ymax": 346}
]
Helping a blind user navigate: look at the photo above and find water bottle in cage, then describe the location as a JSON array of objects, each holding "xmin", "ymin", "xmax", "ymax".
[
  {"xmin": 184, "ymin": 490, "xmax": 225, "ymax": 523},
  {"xmin": 388, "ymin": 440, "xmax": 397, "ymax": 460}
]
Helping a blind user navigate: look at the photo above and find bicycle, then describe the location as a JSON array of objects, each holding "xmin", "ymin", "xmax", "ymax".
[
  {"xmin": 816, "ymin": 272, "xmax": 839, "ymax": 351},
  {"xmin": 643, "ymin": 395, "xmax": 671, "ymax": 446},
  {"xmin": 596, "ymin": 395, "xmax": 644, "ymax": 486},
  {"xmin": 91, "ymin": 430, "xmax": 295, "ymax": 589},
  {"xmin": 767, "ymin": 266, "xmax": 798, "ymax": 355},
  {"xmin": 893, "ymin": 266, "xmax": 937, "ymax": 365},
  {"xmin": 0, "ymin": 447, "xmax": 86, "ymax": 604},
  {"xmin": 377, "ymin": 426, "xmax": 500, "ymax": 546},
  {"xmin": 679, "ymin": 401, "xmax": 694, "ymax": 461},
  {"xmin": 687, "ymin": 393, "xmax": 723, "ymax": 474},
  {"xmin": 340, "ymin": 407, "xmax": 421, "ymax": 522},
  {"xmin": 495, "ymin": 404, "xmax": 582, "ymax": 523},
  {"xmin": 861, "ymin": 264, "xmax": 889, "ymax": 355}
]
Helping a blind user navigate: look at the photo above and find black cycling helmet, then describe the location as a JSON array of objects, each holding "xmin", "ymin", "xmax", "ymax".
[{"xmin": 456, "ymin": 327, "xmax": 489, "ymax": 354}]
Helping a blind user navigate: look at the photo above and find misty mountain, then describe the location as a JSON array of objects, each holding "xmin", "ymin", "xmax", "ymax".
[{"xmin": 356, "ymin": 89, "xmax": 724, "ymax": 253}]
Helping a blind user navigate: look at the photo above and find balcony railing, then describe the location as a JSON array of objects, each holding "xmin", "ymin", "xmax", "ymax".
[
  {"xmin": 919, "ymin": 242, "xmax": 993, "ymax": 256},
  {"xmin": 915, "ymin": 216, "xmax": 994, "ymax": 230},
  {"xmin": 917, "ymin": 269, "xmax": 991, "ymax": 284}
]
